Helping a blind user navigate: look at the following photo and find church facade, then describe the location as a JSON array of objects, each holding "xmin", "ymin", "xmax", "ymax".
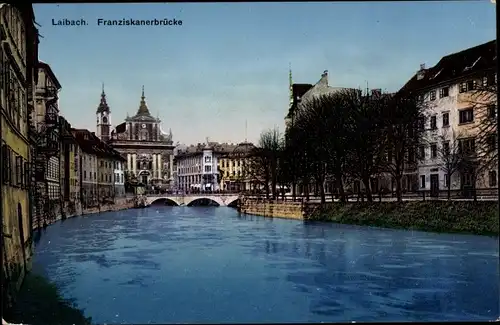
[{"xmin": 95, "ymin": 86, "xmax": 175, "ymax": 187}]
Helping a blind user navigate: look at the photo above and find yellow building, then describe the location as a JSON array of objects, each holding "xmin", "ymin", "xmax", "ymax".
[
  {"xmin": 0, "ymin": 3, "xmax": 39, "ymax": 307},
  {"xmin": 218, "ymin": 142, "xmax": 255, "ymax": 192}
]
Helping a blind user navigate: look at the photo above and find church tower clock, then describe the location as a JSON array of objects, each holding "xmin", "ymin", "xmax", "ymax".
[{"xmin": 96, "ymin": 83, "xmax": 111, "ymax": 142}]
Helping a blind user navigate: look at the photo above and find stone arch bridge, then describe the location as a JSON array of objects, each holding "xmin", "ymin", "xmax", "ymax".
[{"xmin": 146, "ymin": 194, "xmax": 240, "ymax": 207}]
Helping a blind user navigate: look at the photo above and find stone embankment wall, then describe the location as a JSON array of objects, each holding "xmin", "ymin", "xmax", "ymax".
[
  {"xmin": 239, "ymin": 199, "xmax": 305, "ymax": 220},
  {"xmin": 33, "ymin": 197, "xmax": 135, "ymax": 230}
]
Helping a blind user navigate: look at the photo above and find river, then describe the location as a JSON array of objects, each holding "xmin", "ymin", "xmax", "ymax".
[{"xmin": 32, "ymin": 206, "xmax": 499, "ymax": 323}]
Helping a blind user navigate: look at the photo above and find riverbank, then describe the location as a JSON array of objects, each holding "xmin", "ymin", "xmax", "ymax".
[
  {"xmin": 2, "ymin": 273, "xmax": 91, "ymax": 325},
  {"xmin": 34, "ymin": 197, "xmax": 135, "ymax": 230},
  {"xmin": 308, "ymin": 201, "xmax": 499, "ymax": 236},
  {"xmin": 81, "ymin": 197, "xmax": 135, "ymax": 216}
]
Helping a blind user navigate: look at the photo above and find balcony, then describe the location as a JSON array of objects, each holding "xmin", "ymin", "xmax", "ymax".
[
  {"xmin": 44, "ymin": 86, "xmax": 58, "ymax": 98},
  {"xmin": 34, "ymin": 158, "xmax": 46, "ymax": 181},
  {"xmin": 45, "ymin": 111, "xmax": 58, "ymax": 125},
  {"xmin": 37, "ymin": 127, "xmax": 60, "ymax": 156}
]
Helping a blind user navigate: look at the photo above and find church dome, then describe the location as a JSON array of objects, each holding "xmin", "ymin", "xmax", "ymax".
[{"xmin": 231, "ymin": 141, "xmax": 255, "ymax": 158}]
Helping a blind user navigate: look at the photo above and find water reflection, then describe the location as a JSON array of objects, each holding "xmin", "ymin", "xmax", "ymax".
[
  {"xmin": 255, "ymin": 223, "xmax": 498, "ymax": 321},
  {"xmin": 34, "ymin": 206, "xmax": 499, "ymax": 323}
]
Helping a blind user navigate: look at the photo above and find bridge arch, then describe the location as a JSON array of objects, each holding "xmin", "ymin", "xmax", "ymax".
[
  {"xmin": 185, "ymin": 196, "xmax": 225, "ymax": 207},
  {"xmin": 227, "ymin": 198, "xmax": 240, "ymax": 207},
  {"xmin": 145, "ymin": 195, "xmax": 240, "ymax": 207},
  {"xmin": 149, "ymin": 197, "xmax": 180, "ymax": 206}
]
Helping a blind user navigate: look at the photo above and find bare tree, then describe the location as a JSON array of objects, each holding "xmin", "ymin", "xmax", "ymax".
[
  {"xmin": 379, "ymin": 92, "xmax": 427, "ymax": 202},
  {"xmin": 435, "ymin": 131, "xmax": 463, "ymax": 200},
  {"xmin": 459, "ymin": 72, "xmax": 498, "ymax": 200},
  {"xmin": 345, "ymin": 89, "xmax": 387, "ymax": 202},
  {"xmin": 245, "ymin": 128, "xmax": 283, "ymax": 199}
]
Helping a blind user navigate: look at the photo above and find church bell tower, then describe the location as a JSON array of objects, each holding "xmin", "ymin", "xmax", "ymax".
[{"xmin": 96, "ymin": 83, "xmax": 111, "ymax": 142}]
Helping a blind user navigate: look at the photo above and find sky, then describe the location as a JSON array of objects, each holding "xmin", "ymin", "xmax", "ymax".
[{"xmin": 33, "ymin": 2, "xmax": 496, "ymax": 146}]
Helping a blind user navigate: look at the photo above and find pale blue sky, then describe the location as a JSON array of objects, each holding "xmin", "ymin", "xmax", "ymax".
[{"xmin": 33, "ymin": 2, "xmax": 496, "ymax": 145}]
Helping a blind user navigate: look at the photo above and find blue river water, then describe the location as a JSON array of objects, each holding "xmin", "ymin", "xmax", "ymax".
[{"xmin": 33, "ymin": 206, "xmax": 499, "ymax": 323}]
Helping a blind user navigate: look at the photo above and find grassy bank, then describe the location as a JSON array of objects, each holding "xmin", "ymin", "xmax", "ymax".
[
  {"xmin": 3, "ymin": 273, "xmax": 92, "ymax": 325},
  {"xmin": 308, "ymin": 201, "xmax": 499, "ymax": 236}
]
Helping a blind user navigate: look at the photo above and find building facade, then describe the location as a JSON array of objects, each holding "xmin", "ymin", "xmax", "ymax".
[
  {"xmin": 0, "ymin": 2, "xmax": 39, "ymax": 307},
  {"xmin": 218, "ymin": 142, "xmax": 255, "ymax": 191},
  {"xmin": 72, "ymin": 129, "xmax": 98, "ymax": 208},
  {"xmin": 59, "ymin": 116, "xmax": 81, "ymax": 216},
  {"xmin": 175, "ymin": 142, "xmax": 222, "ymax": 192},
  {"xmin": 73, "ymin": 128, "xmax": 125, "ymax": 205},
  {"xmin": 33, "ymin": 61, "xmax": 62, "ymax": 223},
  {"xmin": 114, "ymin": 159, "xmax": 125, "ymax": 197},
  {"xmin": 104, "ymin": 86, "xmax": 175, "ymax": 186},
  {"xmin": 401, "ymin": 40, "xmax": 497, "ymax": 195}
]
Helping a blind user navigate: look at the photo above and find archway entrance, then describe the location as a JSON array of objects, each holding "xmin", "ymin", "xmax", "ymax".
[{"xmin": 139, "ymin": 171, "xmax": 150, "ymax": 185}]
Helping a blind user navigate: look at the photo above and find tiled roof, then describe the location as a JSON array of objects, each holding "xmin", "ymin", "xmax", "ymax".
[
  {"xmin": 175, "ymin": 142, "xmax": 243, "ymax": 158},
  {"xmin": 71, "ymin": 128, "xmax": 125, "ymax": 160},
  {"xmin": 114, "ymin": 122, "xmax": 126, "ymax": 134},
  {"xmin": 400, "ymin": 40, "xmax": 496, "ymax": 93},
  {"xmin": 38, "ymin": 61, "xmax": 62, "ymax": 89}
]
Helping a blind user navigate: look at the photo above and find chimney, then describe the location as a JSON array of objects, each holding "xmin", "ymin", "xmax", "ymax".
[{"xmin": 417, "ymin": 63, "xmax": 426, "ymax": 80}]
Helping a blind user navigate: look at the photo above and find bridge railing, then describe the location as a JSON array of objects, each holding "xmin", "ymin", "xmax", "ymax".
[
  {"xmin": 241, "ymin": 188, "xmax": 499, "ymax": 202},
  {"xmin": 146, "ymin": 191, "xmax": 242, "ymax": 197}
]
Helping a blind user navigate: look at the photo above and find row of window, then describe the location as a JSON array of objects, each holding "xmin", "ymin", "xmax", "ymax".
[
  {"xmin": 1, "ymin": 6, "xmax": 27, "ymax": 60},
  {"xmin": 83, "ymin": 169, "xmax": 125, "ymax": 183},
  {"xmin": 419, "ymin": 105, "xmax": 496, "ymax": 131},
  {"xmin": 222, "ymin": 170, "xmax": 244, "ymax": 178},
  {"xmin": 419, "ymin": 170, "xmax": 497, "ymax": 189},
  {"xmin": 47, "ymin": 184, "xmax": 59, "ymax": 200},
  {"xmin": 220, "ymin": 159, "xmax": 245, "ymax": 168},
  {"xmin": 46, "ymin": 157, "xmax": 59, "ymax": 180},
  {"xmin": 1, "ymin": 144, "xmax": 30, "ymax": 189},
  {"xmin": 177, "ymin": 164, "xmax": 215, "ymax": 175},
  {"xmin": 83, "ymin": 170, "xmax": 97, "ymax": 181},
  {"xmin": 419, "ymin": 135, "xmax": 496, "ymax": 161},
  {"xmin": 1, "ymin": 59, "xmax": 27, "ymax": 133},
  {"xmin": 114, "ymin": 173, "xmax": 124, "ymax": 183},
  {"xmin": 421, "ymin": 74, "xmax": 497, "ymax": 102}
]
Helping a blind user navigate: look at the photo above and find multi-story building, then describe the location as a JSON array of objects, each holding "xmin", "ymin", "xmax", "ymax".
[
  {"xmin": 218, "ymin": 142, "xmax": 255, "ymax": 191},
  {"xmin": 72, "ymin": 128, "xmax": 125, "ymax": 205},
  {"xmin": 285, "ymin": 70, "xmax": 355, "ymax": 130},
  {"xmin": 32, "ymin": 61, "xmax": 62, "ymax": 224},
  {"xmin": 72, "ymin": 129, "xmax": 99, "ymax": 208},
  {"xmin": 96, "ymin": 140, "xmax": 117, "ymax": 201},
  {"xmin": 401, "ymin": 40, "xmax": 497, "ymax": 196},
  {"xmin": 59, "ymin": 116, "xmax": 81, "ymax": 216},
  {"xmin": 102, "ymin": 86, "xmax": 175, "ymax": 186},
  {"xmin": 0, "ymin": 2, "xmax": 39, "ymax": 307},
  {"xmin": 175, "ymin": 141, "xmax": 224, "ymax": 192},
  {"xmin": 114, "ymin": 158, "xmax": 126, "ymax": 197}
]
